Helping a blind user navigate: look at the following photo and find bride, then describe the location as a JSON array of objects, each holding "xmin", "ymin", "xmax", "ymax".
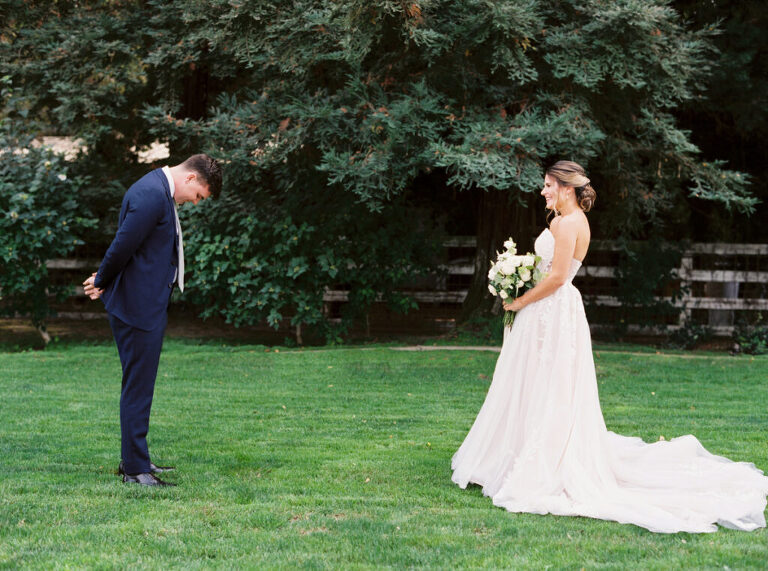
[{"xmin": 451, "ymin": 160, "xmax": 768, "ymax": 533}]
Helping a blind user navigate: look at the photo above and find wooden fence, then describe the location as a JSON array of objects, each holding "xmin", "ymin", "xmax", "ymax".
[
  {"xmin": 324, "ymin": 238, "xmax": 768, "ymax": 335},
  {"xmin": 577, "ymin": 241, "xmax": 768, "ymax": 335},
  {"xmin": 48, "ymin": 238, "xmax": 768, "ymax": 336}
]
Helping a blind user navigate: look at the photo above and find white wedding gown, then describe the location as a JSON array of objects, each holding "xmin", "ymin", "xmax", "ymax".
[{"xmin": 451, "ymin": 228, "xmax": 768, "ymax": 533}]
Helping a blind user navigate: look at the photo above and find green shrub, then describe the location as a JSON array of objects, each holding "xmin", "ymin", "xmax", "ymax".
[
  {"xmin": 665, "ymin": 319, "xmax": 712, "ymax": 350},
  {"xmin": 180, "ymin": 189, "xmax": 443, "ymax": 344},
  {"xmin": 733, "ymin": 315, "xmax": 768, "ymax": 355},
  {"xmin": 0, "ymin": 78, "xmax": 96, "ymax": 344},
  {"xmin": 614, "ymin": 238, "xmax": 687, "ymax": 335}
]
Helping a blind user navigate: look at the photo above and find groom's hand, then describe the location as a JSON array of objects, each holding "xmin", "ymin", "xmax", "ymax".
[{"xmin": 83, "ymin": 273, "xmax": 104, "ymax": 300}]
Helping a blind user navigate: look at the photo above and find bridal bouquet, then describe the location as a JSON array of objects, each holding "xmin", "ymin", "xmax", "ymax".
[{"xmin": 487, "ymin": 238, "xmax": 543, "ymax": 327}]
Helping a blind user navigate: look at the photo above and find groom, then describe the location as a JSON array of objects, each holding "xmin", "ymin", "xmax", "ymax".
[{"xmin": 83, "ymin": 154, "xmax": 222, "ymax": 486}]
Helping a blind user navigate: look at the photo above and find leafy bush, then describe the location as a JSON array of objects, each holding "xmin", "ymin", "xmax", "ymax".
[
  {"xmin": 180, "ymin": 187, "xmax": 443, "ymax": 344},
  {"xmin": 732, "ymin": 315, "xmax": 768, "ymax": 355},
  {"xmin": 0, "ymin": 78, "xmax": 96, "ymax": 343},
  {"xmin": 665, "ymin": 320, "xmax": 712, "ymax": 350},
  {"xmin": 614, "ymin": 237, "xmax": 687, "ymax": 334}
]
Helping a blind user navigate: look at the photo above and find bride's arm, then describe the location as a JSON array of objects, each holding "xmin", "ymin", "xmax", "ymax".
[{"xmin": 503, "ymin": 218, "xmax": 578, "ymax": 311}]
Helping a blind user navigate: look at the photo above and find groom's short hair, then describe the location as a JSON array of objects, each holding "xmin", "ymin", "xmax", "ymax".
[{"xmin": 183, "ymin": 154, "xmax": 222, "ymax": 199}]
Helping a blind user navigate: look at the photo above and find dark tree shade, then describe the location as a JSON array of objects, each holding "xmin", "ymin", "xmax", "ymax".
[{"xmin": 673, "ymin": 0, "xmax": 768, "ymax": 242}]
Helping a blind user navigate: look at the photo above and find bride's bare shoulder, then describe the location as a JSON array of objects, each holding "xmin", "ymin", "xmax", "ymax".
[
  {"xmin": 551, "ymin": 214, "xmax": 580, "ymax": 236},
  {"xmin": 549, "ymin": 215, "xmax": 569, "ymax": 232}
]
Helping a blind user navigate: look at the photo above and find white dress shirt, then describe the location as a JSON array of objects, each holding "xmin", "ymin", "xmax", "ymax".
[{"xmin": 162, "ymin": 166, "xmax": 184, "ymax": 292}]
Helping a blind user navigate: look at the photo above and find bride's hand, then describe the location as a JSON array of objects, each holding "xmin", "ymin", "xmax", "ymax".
[{"xmin": 503, "ymin": 298, "xmax": 524, "ymax": 312}]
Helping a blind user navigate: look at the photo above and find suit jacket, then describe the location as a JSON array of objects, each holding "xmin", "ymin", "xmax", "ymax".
[{"xmin": 94, "ymin": 169, "xmax": 178, "ymax": 331}]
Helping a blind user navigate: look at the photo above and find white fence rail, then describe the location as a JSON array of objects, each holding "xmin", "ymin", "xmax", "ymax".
[
  {"xmin": 47, "ymin": 239, "xmax": 768, "ymax": 335},
  {"xmin": 584, "ymin": 241, "xmax": 767, "ymax": 334}
]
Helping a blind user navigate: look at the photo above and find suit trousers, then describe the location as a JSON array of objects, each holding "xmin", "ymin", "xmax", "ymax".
[{"xmin": 108, "ymin": 312, "xmax": 167, "ymax": 475}]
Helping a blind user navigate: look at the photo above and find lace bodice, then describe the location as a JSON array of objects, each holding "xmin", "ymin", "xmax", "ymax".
[{"xmin": 534, "ymin": 228, "xmax": 582, "ymax": 283}]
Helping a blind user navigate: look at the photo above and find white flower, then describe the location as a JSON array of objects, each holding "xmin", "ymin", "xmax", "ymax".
[
  {"xmin": 488, "ymin": 284, "xmax": 498, "ymax": 296},
  {"xmin": 488, "ymin": 266, "xmax": 498, "ymax": 280},
  {"xmin": 519, "ymin": 269, "xmax": 531, "ymax": 282},
  {"xmin": 522, "ymin": 255, "xmax": 534, "ymax": 267},
  {"xmin": 503, "ymin": 239, "xmax": 516, "ymax": 253},
  {"xmin": 57, "ymin": 173, "xmax": 67, "ymax": 181},
  {"xmin": 500, "ymin": 260, "xmax": 516, "ymax": 274},
  {"xmin": 499, "ymin": 290, "xmax": 509, "ymax": 299}
]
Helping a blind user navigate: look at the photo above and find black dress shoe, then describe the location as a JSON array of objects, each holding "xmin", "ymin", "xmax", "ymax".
[
  {"xmin": 122, "ymin": 472, "xmax": 176, "ymax": 486},
  {"xmin": 149, "ymin": 462, "xmax": 175, "ymax": 473},
  {"xmin": 118, "ymin": 461, "xmax": 175, "ymax": 475}
]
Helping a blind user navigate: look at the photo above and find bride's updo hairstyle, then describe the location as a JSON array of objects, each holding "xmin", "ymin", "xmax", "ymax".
[{"xmin": 546, "ymin": 160, "xmax": 596, "ymax": 213}]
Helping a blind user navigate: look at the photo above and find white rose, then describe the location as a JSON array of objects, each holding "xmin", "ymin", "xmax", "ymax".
[
  {"xmin": 488, "ymin": 284, "xmax": 498, "ymax": 296},
  {"xmin": 499, "ymin": 260, "xmax": 515, "ymax": 274},
  {"xmin": 499, "ymin": 290, "xmax": 508, "ymax": 299},
  {"xmin": 522, "ymin": 255, "xmax": 534, "ymax": 267},
  {"xmin": 510, "ymin": 255, "xmax": 524, "ymax": 267},
  {"xmin": 519, "ymin": 269, "xmax": 531, "ymax": 282},
  {"xmin": 57, "ymin": 173, "xmax": 67, "ymax": 181},
  {"xmin": 488, "ymin": 266, "xmax": 498, "ymax": 280},
  {"xmin": 503, "ymin": 239, "xmax": 516, "ymax": 253}
]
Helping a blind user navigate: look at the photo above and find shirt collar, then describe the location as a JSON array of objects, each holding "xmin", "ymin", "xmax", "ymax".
[{"xmin": 162, "ymin": 166, "xmax": 175, "ymax": 198}]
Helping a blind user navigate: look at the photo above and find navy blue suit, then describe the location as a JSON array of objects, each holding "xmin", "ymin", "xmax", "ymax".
[{"xmin": 95, "ymin": 169, "xmax": 178, "ymax": 474}]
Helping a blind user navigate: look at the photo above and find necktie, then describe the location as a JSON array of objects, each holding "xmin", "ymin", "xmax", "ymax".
[{"xmin": 173, "ymin": 204, "xmax": 185, "ymax": 292}]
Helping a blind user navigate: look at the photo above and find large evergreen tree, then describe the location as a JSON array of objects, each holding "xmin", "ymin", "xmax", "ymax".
[{"xmin": 1, "ymin": 0, "xmax": 755, "ymax": 335}]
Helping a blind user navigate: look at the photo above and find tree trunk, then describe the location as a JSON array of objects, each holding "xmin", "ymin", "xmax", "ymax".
[
  {"xmin": 180, "ymin": 63, "xmax": 209, "ymax": 122},
  {"xmin": 170, "ymin": 60, "xmax": 210, "ymax": 159},
  {"xmin": 460, "ymin": 188, "xmax": 539, "ymax": 321},
  {"xmin": 296, "ymin": 322, "xmax": 303, "ymax": 346}
]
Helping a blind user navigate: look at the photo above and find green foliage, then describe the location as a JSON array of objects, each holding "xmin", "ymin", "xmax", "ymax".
[
  {"xmin": 452, "ymin": 311, "xmax": 506, "ymax": 345},
  {"xmin": 181, "ymin": 189, "xmax": 442, "ymax": 341},
  {"xmin": 0, "ymin": 1, "xmax": 155, "ymax": 163},
  {"xmin": 0, "ymin": 79, "xmax": 96, "ymax": 340},
  {"xmin": 1, "ymin": 0, "xmax": 759, "ymax": 330},
  {"xmin": 733, "ymin": 314, "xmax": 768, "ymax": 356},
  {"xmin": 665, "ymin": 319, "xmax": 712, "ymax": 350},
  {"xmin": 613, "ymin": 237, "xmax": 685, "ymax": 332}
]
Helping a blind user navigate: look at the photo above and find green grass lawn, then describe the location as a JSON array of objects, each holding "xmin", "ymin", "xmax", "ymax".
[{"xmin": 1, "ymin": 341, "xmax": 767, "ymax": 569}]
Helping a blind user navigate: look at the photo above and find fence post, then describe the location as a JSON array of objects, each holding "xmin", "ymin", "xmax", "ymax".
[{"xmin": 678, "ymin": 253, "xmax": 693, "ymax": 327}]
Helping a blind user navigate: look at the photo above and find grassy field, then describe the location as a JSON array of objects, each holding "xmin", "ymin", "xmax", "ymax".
[{"xmin": 1, "ymin": 341, "xmax": 767, "ymax": 569}]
